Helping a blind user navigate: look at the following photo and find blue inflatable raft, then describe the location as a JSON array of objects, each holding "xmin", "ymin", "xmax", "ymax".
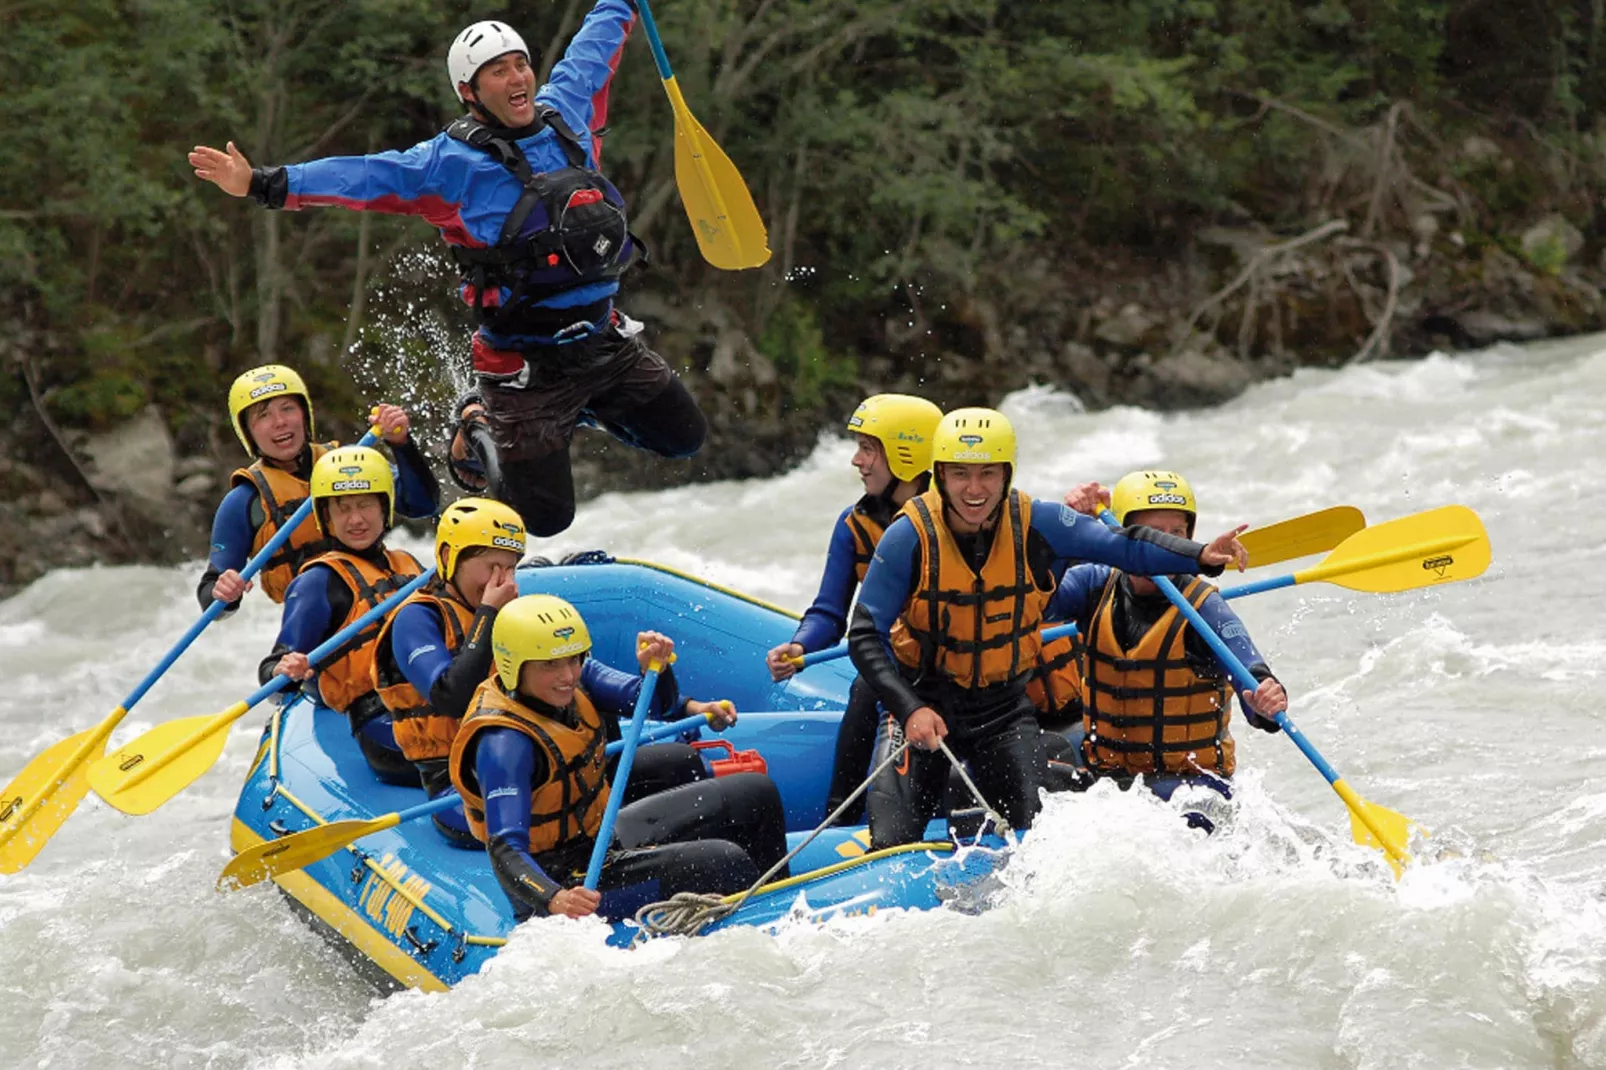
[{"xmin": 228, "ymin": 558, "xmax": 1008, "ymax": 991}]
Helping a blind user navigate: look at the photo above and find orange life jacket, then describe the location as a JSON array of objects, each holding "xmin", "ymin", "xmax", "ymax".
[
  {"xmin": 842, "ymin": 496, "xmax": 888, "ymax": 583},
  {"xmin": 1027, "ymin": 629, "xmax": 1085, "ymax": 724},
  {"xmin": 1081, "ymin": 573, "xmax": 1235, "ymax": 776},
  {"xmin": 300, "ymin": 546, "xmax": 424, "ymax": 714},
  {"xmin": 449, "ymin": 680, "xmax": 611, "ymax": 855},
  {"xmin": 371, "ymin": 578, "xmax": 480, "ymax": 762},
  {"xmin": 230, "ymin": 441, "xmax": 338, "ymax": 602},
  {"xmin": 888, "ymin": 487, "xmax": 1048, "ymax": 689}
]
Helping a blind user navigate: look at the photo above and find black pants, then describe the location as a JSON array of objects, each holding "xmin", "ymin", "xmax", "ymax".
[
  {"xmin": 615, "ymin": 743, "xmax": 708, "ymax": 803},
  {"xmin": 480, "ymin": 325, "xmax": 707, "ymax": 537},
  {"xmin": 867, "ymin": 693, "xmax": 1046, "ymax": 850},
  {"xmin": 525, "ymin": 772, "xmax": 789, "ymax": 923},
  {"xmin": 348, "ymin": 694, "xmax": 419, "ymax": 788},
  {"xmin": 824, "ymin": 677, "xmax": 882, "ymax": 824},
  {"xmin": 499, "ymin": 376, "xmax": 705, "ymax": 536}
]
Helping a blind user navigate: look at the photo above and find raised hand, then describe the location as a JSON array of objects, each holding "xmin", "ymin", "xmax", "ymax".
[
  {"xmin": 1200, "ymin": 524, "xmax": 1250, "ymax": 572},
  {"xmin": 371, "ymin": 403, "xmax": 410, "ymax": 445},
  {"xmin": 481, "ymin": 565, "xmax": 519, "ymax": 609},
  {"xmin": 636, "ymin": 631, "xmax": 675, "ymax": 671},
  {"xmin": 189, "ymin": 141, "xmax": 252, "ymax": 197},
  {"xmin": 1062, "ymin": 482, "xmax": 1111, "ymax": 517}
]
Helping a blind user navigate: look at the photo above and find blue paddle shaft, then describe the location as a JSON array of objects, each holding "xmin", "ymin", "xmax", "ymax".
[
  {"xmin": 405, "ymin": 718, "xmax": 708, "ymax": 825},
  {"xmin": 1219, "ymin": 574, "xmax": 1295, "ymax": 598},
  {"xmin": 633, "ymin": 0, "xmax": 675, "ymax": 80},
  {"xmin": 115, "ymin": 429, "xmax": 379, "ymax": 715},
  {"xmin": 243, "ymin": 566, "xmax": 436, "ymax": 710},
  {"xmin": 584, "ymin": 664, "xmax": 662, "ymax": 890}
]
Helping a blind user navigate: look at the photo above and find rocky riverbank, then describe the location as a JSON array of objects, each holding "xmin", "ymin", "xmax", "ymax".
[{"xmin": 2, "ymin": 204, "xmax": 1601, "ymax": 599}]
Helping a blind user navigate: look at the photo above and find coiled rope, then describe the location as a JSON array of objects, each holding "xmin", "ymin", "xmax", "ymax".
[{"xmin": 634, "ymin": 732, "xmax": 1007, "ymax": 938}]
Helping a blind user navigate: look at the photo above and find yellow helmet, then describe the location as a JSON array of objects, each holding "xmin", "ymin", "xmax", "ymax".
[
  {"xmin": 310, "ymin": 446, "xmax": 395, "ymax": 535},
  {"xmin": 227, "ymin": 364, "xmax": 315, "ymax": 457},
  {"xmin": 436, "ymin": 497, "xmax": 527, "ymax": 583},
  {"xmin": 492, "ymin": 594, "xmax": 593, "ymax": 688},
  {"xmin": 845, "ymin": 393, "xmax": 943, "ymax": 483},
  {"xmin": 1111, "ymin": 470, "xmax": 1197, "ymax": 535},
  {"xmin": 931, "ymin": 407, "xmax": 1016, "ymax": 467}
]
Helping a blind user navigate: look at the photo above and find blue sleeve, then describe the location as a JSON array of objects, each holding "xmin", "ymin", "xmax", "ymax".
[
  {"xmin": 538, "ymin": 0, "xmax": 635, "ymax": 136},
  {"xmin": 1196, "ymin": 591, "xmax": 1271, "ymax": 680},
  {"xmin": 390, "ymin": 440, "xmax": 439, "ymax": 520},
  {"xmin": 791, "ymin": 510, "xmax": 861, "ymax": 651},
  {"xmin": 206, "ymin": 484, "xmax": 258, "ymax": 576},
  {"xmin": 393, "ymin": 602, "xmax": 453, "ymax": 698},
  {"xmin": 480, "ymin": 728, "xmax": 538, "ymax": 844},
  {"xmin": 580, "ymin": 657, "xmax": 682, "ymax": 720},
  {"xmin": 1044, "ymin": 563, "xmax": 1111, "ymax": 626},
  {"xmin": 275, "ymin": 566, "xmax": 337, "ymax": 653},
  {"xmin": 854, "ymin": 518, "xmax": 919, "ymax": 652},
  {"xmin": 477, "ymin": 728, "xmax": 564, "ymax": 910},
  {"xmin": 283, "ymin": 137, "xmax": 457, "ymax": 221},
  {"xmin": 1032, "ymin": 504, "xmax": 1205, "ymax": 577}
]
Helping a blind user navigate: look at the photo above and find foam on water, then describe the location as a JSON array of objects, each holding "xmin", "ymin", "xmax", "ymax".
[{"xmin": 5, "ymin": 335, "xmax": 1606, "ymax": 1067}]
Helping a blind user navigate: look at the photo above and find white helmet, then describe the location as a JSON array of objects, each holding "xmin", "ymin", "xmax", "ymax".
[{"xmin": 447, "ymin": 21, "xmax": 530, "ymax": 96}]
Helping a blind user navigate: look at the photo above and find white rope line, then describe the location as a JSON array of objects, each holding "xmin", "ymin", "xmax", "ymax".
[
  {"xmin": 937, "ymin": 738, "xmax": 1010, "ymax": 837},
  {"xmin": 634, "ymin": 738, "xmax": 913, "ymax": 937}
]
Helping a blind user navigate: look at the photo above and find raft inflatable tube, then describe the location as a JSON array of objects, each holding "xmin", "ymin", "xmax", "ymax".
[{"xmin": 228, "ymin": 557, "xmax": 1010, "ymax": 991}]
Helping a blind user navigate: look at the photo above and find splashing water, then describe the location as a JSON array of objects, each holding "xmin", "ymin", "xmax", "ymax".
[{"xmin": 4, "ymin": 335, "xmax": 1606, "ymax": 1068}]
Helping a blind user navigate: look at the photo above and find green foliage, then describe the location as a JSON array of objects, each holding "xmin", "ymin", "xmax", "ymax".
[
  {"xmin": 759, "ymin": 296, "xmax": 858, "ymax": 412},
  {"xmin": 0, "ymin": 0, "xmax": 1599, "ymax": 436},
  {"xmin": 48, "ymin": 371, "xmax": 150, "ymax": 428}
]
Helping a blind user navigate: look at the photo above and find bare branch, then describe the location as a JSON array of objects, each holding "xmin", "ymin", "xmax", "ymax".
[
  {"xmin": 1361, "ymin": 102, "xmax": 1402, "ymax": 240},
  {"xmin": 1348, "ymin": 244, "xmax": 1400, "ymax": 364},
  {"xmin": 1171, "ymin": 219, "xmax": 1349, "ymax": 356}
]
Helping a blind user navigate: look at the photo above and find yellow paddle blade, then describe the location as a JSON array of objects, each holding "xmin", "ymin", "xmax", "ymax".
[
  {"xmin": 218, "ymin": 811, "xmax": 400, "ymax": 892},
  {"xmin": 664, "ymin": 77, "xmax": 770, "ymax": 271},
  {"xmin": 1347, "ymin": 799, "xmax": 1418, "ymax": 879},
  {"xmin": 87, "ymin": 706, "xmax": 243, "ymax": 816},
  {"xmin": 1240, "ymin": 506, "xmax": 1366, "ymax": 568},
  {"xmin": 1332, "ymin": 778, "xmax": 1415, "ymax": 879},
  {"xmin": 1299, "ymin": 504, "xmax": 1490, "ymax": 594},
  {"xmin": 0, "ymin": 725, "xmax": 111, "ymax": 873}
]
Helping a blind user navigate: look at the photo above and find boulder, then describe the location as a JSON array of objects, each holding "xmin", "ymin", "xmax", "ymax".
[
  {"xmin": 1137, "ymin": 349, "xmax": 1255, "ymax": 410},
  {"xmin": 80, "ymin": 406, "xmax": 174, "ymax": 505},
  {"xmin": 1452, "ymin": 310, "xmax": 1547, "ymax": 347},
  {"xmin": 1460, "ymin": 136, "xmax": 1502, "ymax": 163},
  {"xmin": 1520, "ymin": 215, "xmax": 1585, "ymax": 269},
  {"xmin": 1093, "ymin": 303, "xmax": 1159, "ymax": 349}
]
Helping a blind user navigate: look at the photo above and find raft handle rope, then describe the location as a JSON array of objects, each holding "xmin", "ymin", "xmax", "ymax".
[
  {"xmin": 936, "ymin": 739, "xmax": 1010, "ymax": 837},
  {"xmin": 633, "ymin": 735, "xmax": 1009, "ymax": 938},
  {"xmin": 634, "ymin": 738, "xmax": 913, "ymax": 938}
]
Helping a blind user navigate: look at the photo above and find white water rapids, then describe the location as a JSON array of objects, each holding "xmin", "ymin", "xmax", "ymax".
[{"xmin": 3, "ymin": 335, "xmax": 1605, "ymax": 1068}]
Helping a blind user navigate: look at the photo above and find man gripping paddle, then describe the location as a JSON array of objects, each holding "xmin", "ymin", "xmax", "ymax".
[{"xmin": 190, "ymin": 8, "xmax": 707, "ymax": 537}]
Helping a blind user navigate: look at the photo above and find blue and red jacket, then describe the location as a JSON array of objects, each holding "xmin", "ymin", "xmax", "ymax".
[{"xmin": 249, "ymin": 0, "xmax": 636, "ymax": 351}]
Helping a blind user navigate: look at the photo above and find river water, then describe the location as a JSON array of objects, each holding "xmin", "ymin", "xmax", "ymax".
[{"xmin": 3, "ymin": 335, "xmax": 1605, "ymax": 1069}]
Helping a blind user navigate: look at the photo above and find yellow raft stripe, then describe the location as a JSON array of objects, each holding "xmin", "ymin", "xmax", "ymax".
[
  {"xmin": 613, "ymin": 557, "xmax": 801, "ymax": 620},
  {"xmin": 272, "ymin": 783, "xmax": 457, "ymax": 934},
  {"xmin": 230, "ymin": 818, "xmax": 448, "ymax": 993},
  {"xmin": 724, "ymin": 841, "xmax": 956, "ymax": 903}
]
